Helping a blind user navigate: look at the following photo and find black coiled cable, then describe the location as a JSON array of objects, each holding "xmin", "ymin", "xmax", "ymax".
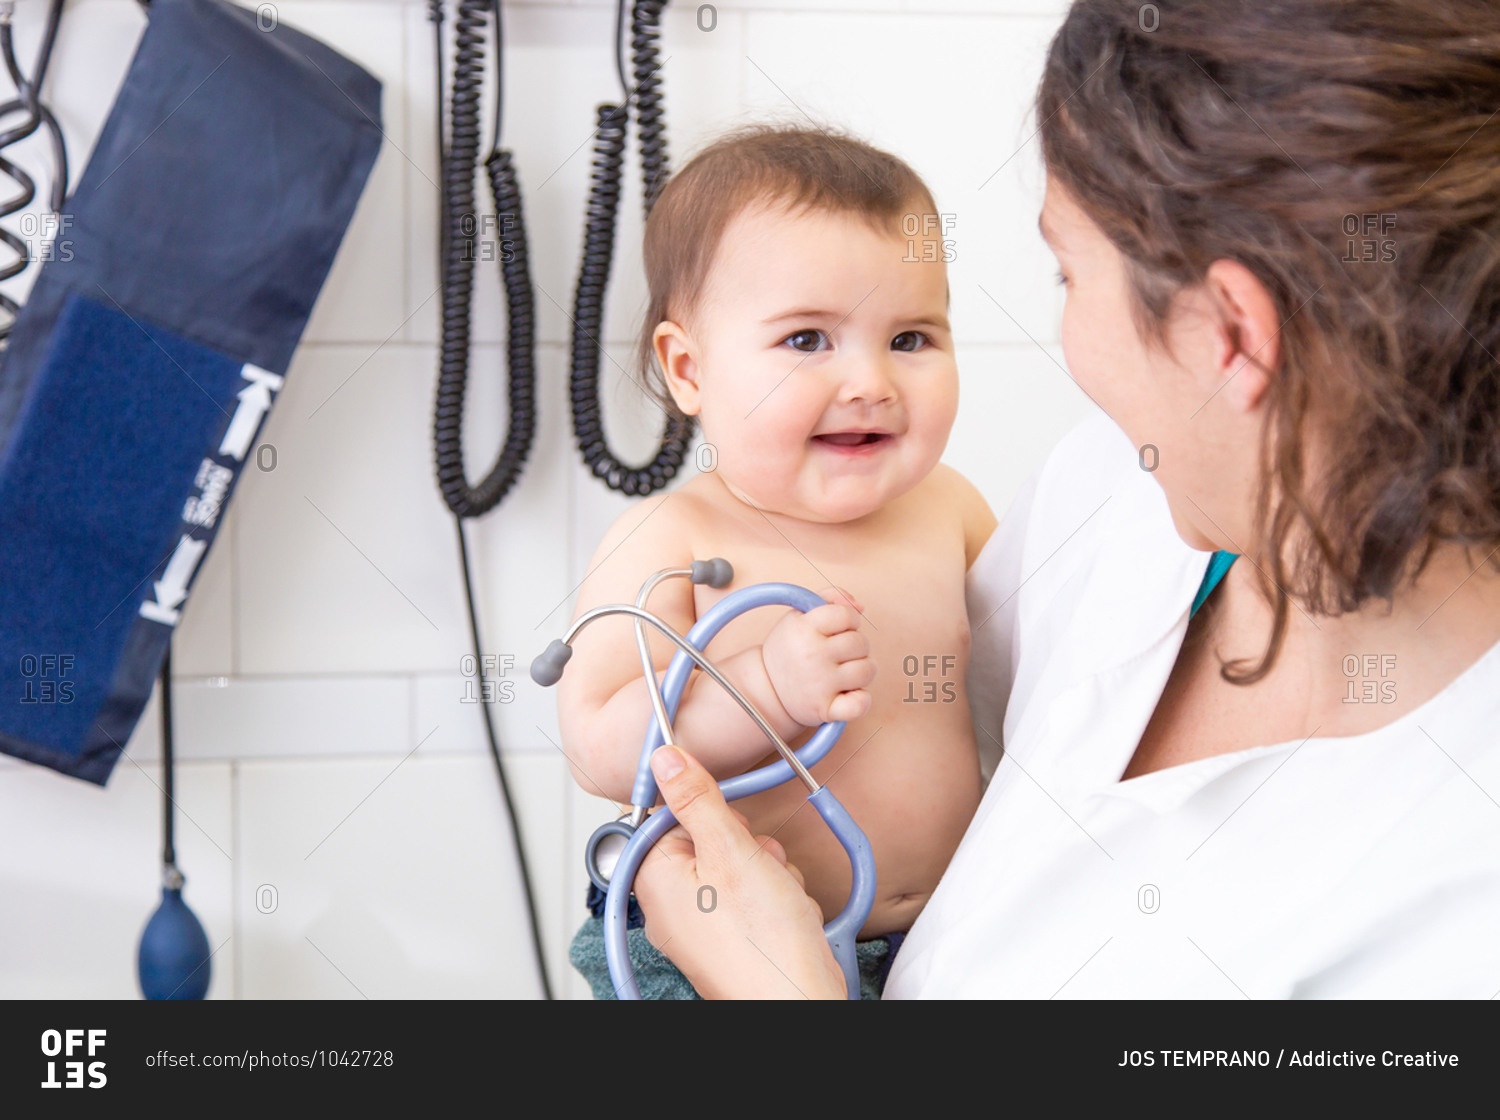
[
  {"xmin": 433, "ymin": 0, "xmax": 536, "ymax": 517},
  {"xmin": 630, "ymin": 1, "xmax": 670, "ymax": 212},
  {"xmin": 0, "ymin": 0, "xmax": 68, "ymax": 344},
  {"xmin": 430, "ymin": 0, "xmax": 552, "ymax": 1000},
  {"xmin": 569, "ymin": 0, "xmax": 694, "ymax": 497}
]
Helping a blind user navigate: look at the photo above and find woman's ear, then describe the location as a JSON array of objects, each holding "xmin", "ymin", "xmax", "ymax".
[
  {"xmin": 654, "ymin": 320, "xmax": 703, "ymax": 416},
  {"xmin": 1204, "ymin": 259, "xmax": 1282, "ymax": 413}
]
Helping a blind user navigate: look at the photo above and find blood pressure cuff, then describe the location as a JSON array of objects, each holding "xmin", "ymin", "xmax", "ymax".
[{"xmin": 0, "ymin": 0, "xmax": 381, "ymax": 783}]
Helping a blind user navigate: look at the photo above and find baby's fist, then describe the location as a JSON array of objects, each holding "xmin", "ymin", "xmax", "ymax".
[{"xmin": 761, "ymin": 587, "xmax": 875, "ymax": 728}]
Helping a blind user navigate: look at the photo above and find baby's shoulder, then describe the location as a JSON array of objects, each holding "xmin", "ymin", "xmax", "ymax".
[
  {"xmin": 574, "ymin": 488, "xmax": 705, "ymax": 619},
  {"xmin": 919, "ymin": 462, "xmax": 988, "ymax": 507},
  {"xmin": 587, "ymin": 475, "xmax": 728, "ymax": 566},
  {"xmin": 909, "ymin": 464, "xmax": 998, "ymax": 568},
  {"xmin": 594, "ymin": 490, "xmax": 681, "ymax": 548}
]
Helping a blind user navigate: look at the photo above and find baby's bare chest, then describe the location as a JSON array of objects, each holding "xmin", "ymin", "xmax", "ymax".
[{"xmin": 685, "ymin": 521, "xmax": 972, "ymax": 698}]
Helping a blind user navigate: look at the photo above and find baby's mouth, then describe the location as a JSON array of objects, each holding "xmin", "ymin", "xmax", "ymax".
[{"xmin": 812, "ymin": 431, "xmax": 893, "ymax": 448}]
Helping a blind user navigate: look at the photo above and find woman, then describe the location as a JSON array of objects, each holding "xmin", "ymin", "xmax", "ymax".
[{"xmin": 633, "ymin": 0, "xmax": 1500, "ymax": 998}]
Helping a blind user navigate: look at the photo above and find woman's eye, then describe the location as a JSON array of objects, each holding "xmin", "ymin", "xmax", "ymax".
[
  {"xmin": 1055, "ymin": 270, "xmax": 1071, "ymax": 288},
  {"xmin": 783, "ymin": 329, "xmax": 828, "ymax": 352},
  {"xmin": 891, "ymin": 331, "xmax": 928, "ymax": 352}
]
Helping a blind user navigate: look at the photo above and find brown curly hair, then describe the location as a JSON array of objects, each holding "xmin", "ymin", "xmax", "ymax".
[{"xmin": 1038, "ymin": 0, "xmax": 1500, "ymax": 682}]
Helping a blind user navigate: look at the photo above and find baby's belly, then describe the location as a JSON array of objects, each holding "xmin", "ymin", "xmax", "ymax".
[{"xmin": 736, "ymin": 696, "xmax": 982, "ymax": 939}]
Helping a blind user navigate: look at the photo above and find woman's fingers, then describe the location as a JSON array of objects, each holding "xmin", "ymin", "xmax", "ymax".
[
  {"xmin": 785, "ymin": 862, "xmax": 807, "ymax": 891},
  {"xmin": 636, "ymin": 745, "xmax": 846, "ymax": 999},
  {"xmin": 748, "ymin": 836, "xmax": 808, "ymax": 890},
  {"xmin": 643, "ymin": 825, "xmax": 695, "ymax": 865},
  {"xmin": 752, "ymin": 834, "xmax": 788, "ymax": 865},
  {"xmin": 647, "ymin": 744, "xmax": 744, "ymax": 865}
]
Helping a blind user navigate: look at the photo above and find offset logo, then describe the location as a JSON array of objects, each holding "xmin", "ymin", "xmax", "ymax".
[{"xmin": 40, "ymin": 1029, "xmax": 106, "ymax": 1089}]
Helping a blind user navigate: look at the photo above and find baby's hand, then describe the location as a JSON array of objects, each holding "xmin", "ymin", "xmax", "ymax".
[{"xmin": 760, "ymin": 587, "xmax": 875, "ymax": 728}]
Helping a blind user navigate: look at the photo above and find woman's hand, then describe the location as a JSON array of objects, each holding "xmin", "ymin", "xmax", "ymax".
[{"xmin": 633, "ymin": 744, "xmax": 848, "ymax": 999}]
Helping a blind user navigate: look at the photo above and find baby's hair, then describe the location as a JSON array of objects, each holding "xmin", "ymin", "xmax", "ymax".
[{"xmin": 635, "ymin": 122, "xmax": 942, "ymax": 419}]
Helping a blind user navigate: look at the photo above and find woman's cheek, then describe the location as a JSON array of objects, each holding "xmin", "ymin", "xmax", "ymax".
[{"xmin": 1058, "ymin": 296, "xmax": 1098, "ymax": 402}]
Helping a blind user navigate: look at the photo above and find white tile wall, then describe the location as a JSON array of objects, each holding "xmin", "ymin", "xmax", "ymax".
[
  {"xmin": 740, "ymin": 9, "xmax": 1063, "ymax": 346},
  {"xmin": 942, "ymin": 341, "xmax": 1099, "ymax": 516},
  {"xmin": 235, "ymin": 753, "xmax": 568, "ymax": 998},
  {"xmin": 2, "ymin": 0, "xmax": 1079, "ymax": 999},
  {"xmin": 291, "ymin": 2, "xmax": 414, "ymax": 347},
  {"xmin": 0, "ymin": 761, "xmax": 234, "ymax": 999}
]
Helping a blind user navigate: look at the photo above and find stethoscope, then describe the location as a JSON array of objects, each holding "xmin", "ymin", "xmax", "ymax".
[{"xmin": 531, "ymin": 559, "xmax": 876, "ymax": 999}]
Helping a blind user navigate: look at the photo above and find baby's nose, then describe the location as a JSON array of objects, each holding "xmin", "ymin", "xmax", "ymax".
[{"xmin": 837, "ymin": 354, "xmax": 898, "ymax": 404}]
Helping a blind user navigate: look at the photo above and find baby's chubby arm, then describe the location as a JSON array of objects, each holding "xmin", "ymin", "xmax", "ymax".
[{"xmin": 556, "ymin": 495, "xmax": 874, "ymax": 805}]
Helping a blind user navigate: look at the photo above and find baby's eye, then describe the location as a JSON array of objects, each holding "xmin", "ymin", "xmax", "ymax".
[
  {"xmin": 891, "ymin": 331, "xmax": 929, "ymax": 352},
  {"xmin": 782, "ymin": 329, "xmax": 828, "ymax": 353},
  {"xmin": 1055, "ymin": 269, "xmax": 1071, "ymax": 288}
]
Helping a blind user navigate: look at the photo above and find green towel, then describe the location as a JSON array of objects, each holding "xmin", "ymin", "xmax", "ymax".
[{"xmin": 570, "ymin": 914, "xmax": 898, "ymax": 1000}]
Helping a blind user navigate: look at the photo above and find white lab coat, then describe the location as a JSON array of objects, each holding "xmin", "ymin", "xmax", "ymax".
[{"xmin": 884, "ymin": 412, "xmax": 1500, "ymax": 998}]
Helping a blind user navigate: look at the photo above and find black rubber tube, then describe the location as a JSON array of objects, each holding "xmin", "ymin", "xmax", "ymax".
[
  {"xmin": 433, "ymin": 0, "xmax": 536, "ymax": 518},
  {"xmin": 159, "ymin": 644, "xmax": 175, "ymax": 870},
  {"xmin": 567, "ymin": 0, "xmax": 694, "ymax": 497},
  {"xmin": 431, "ymin": 0, "xmax": 552, "ymax": 1000}
]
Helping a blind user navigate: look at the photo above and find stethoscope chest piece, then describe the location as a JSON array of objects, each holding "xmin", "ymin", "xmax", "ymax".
[{"xmin": 584, "ymin": 818, "xmax": 635, "ymax": 892}]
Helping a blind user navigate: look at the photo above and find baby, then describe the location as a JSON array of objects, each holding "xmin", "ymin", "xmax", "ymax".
[{"xmin": 560, "ymin": 124, "xmax": 997, "ymax": 999}]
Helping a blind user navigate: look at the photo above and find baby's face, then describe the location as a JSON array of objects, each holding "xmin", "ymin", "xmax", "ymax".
[{"xmin": 658, "ymin": 201, "xmax": 957, "ymax": 523}]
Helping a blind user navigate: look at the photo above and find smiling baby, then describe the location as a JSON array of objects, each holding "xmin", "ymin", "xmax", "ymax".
[{"xmin": 558, "ymin": 124, "xmax": 997, "ymax": 999}]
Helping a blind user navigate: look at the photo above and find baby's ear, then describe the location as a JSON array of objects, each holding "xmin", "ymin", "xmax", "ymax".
[{"xmin": 655, "ymin": 320, "xmax": 703, "ymax": 416}]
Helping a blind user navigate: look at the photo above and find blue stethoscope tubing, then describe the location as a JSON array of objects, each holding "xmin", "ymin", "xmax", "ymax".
[{"xmin": 605, "ymin": 582, "xmax": 877, "ymax": 1000}]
